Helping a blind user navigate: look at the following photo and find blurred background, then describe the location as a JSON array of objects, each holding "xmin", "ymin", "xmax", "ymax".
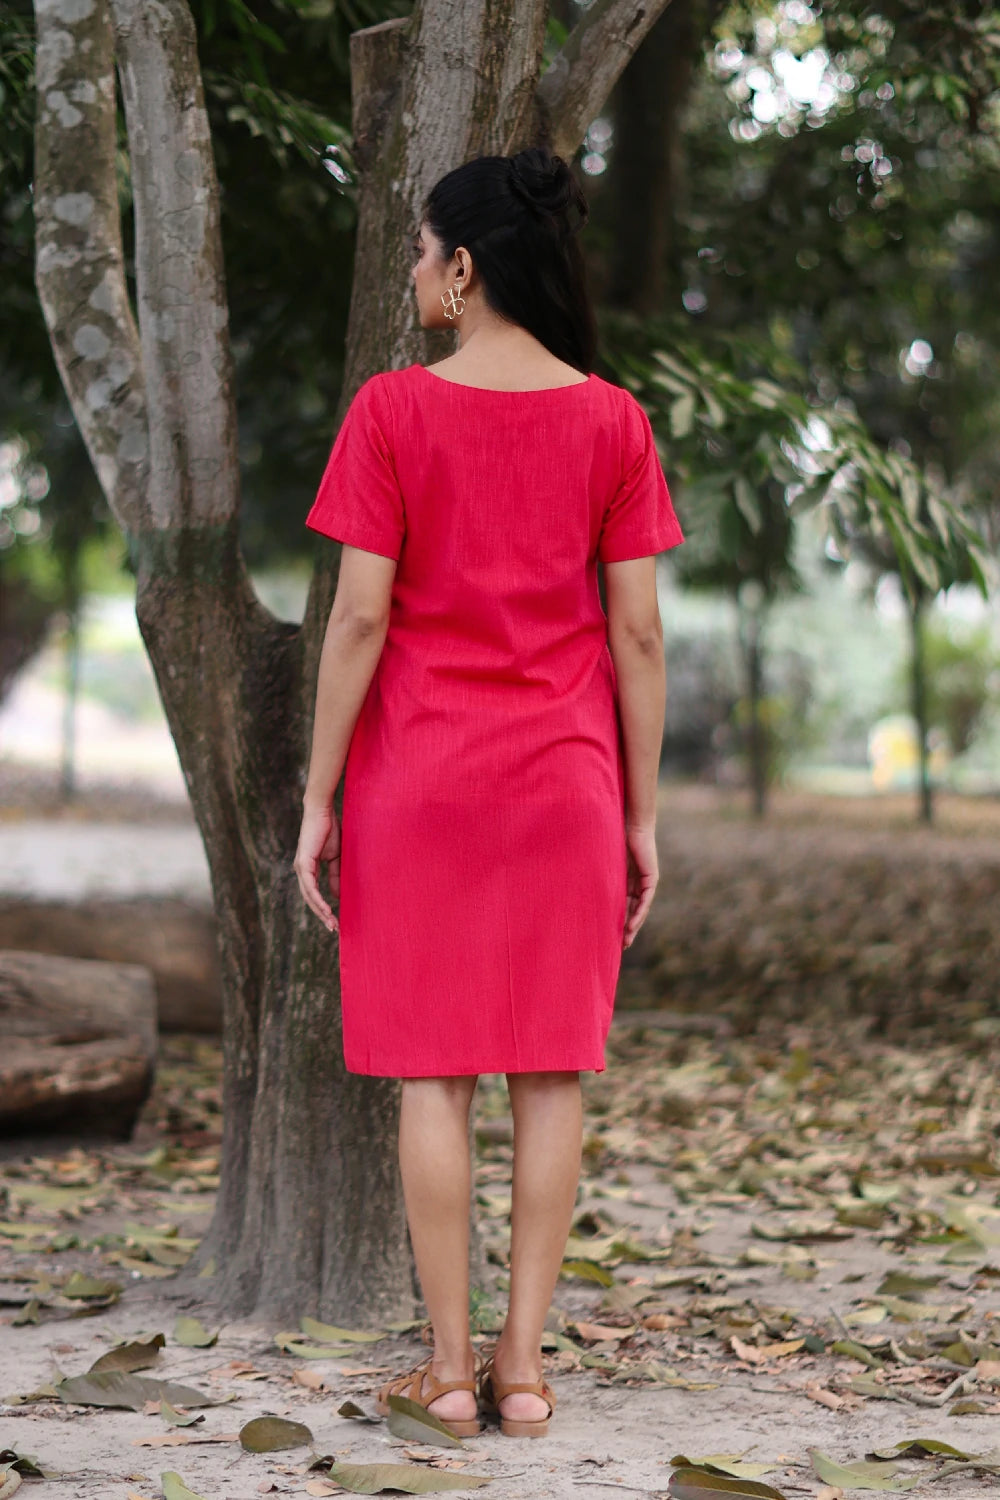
[{"xmin": 1, "ymin": 0, "xmax": 999, "ymax": 1064}]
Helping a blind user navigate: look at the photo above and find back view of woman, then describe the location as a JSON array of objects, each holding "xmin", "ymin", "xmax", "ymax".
[{"xmin": 295, "ymin": 145, "xmax": 684, "ymax": 1438}]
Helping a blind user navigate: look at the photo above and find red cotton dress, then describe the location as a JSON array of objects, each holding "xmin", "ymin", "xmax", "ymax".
[{"xmin": 305, "ymin": 362, "xmax": 684, "ymax": 1078}]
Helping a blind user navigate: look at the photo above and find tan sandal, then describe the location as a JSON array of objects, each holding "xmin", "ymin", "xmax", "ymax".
[
  {"xmin": 375, "ymin": 1353, "xmax": 481, "ymax": 1437},
  {"xmin": 478, "ymin": 1352, "xmax": 556, "ymax": 1438}
]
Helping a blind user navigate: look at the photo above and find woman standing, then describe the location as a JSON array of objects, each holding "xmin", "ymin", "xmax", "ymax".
[{"xmin": 294, "ymin": 145, "xmax": 684, "ymax": 1439}]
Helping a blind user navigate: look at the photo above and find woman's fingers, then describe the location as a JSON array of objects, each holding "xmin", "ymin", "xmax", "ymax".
[{"xmin": 295, "ymin": 809, "xmax": 341, "ymax": 934}]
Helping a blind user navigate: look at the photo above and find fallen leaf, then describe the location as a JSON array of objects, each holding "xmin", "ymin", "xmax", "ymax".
[
  {"xmin": 239, "ymin": 1417, "xmax": 314, "ymax": 1452},
  {"xmin": 560, "ymin": 1258, "xmax": 615, "ymax": 1286},
  {"xmin": 161, "ymin": 1474, "xmax": 209, "ymax": 1500},
  {"xmin": 135, "ymin": 1432, "xmax": 239, "ymax": 1448},
  {"xmin": 58, "ymin": 1372, "xmax": 216, "ymax": 1411},
  {"xmin": 805, "ymin": 1385, "xmax": 846, "ymax": 1412},
  {"xmin": 89, "ymin": 1335, "xmax": 165, "ymax": 1374},
  {"xmin": 173, "ymin": 1316, "xmax": 217, "ymax": 1348},
  {"xmin": 573, "ymin": 1320, "xmax": 634, "ymax": 1343},
  {"xmin": 292, "ymin": 1368, "xmax": 327, "ymax": 1391},
  {"xmin": 809, "ymin": 1449, "xmax": 923, "ymax": 1492},
  {"xmin": 386, "ymin": 1394, "xmax": 465, "ymax": 1447},
  {"xmin": 299, "ymin": 1316, "xmax": 383, "ymax": 1344},
  {"xmin": 315, "ymin": 1462, "xmax": 491, "ymax": 1493},
  {"xmin": 160, "ymin": 1400, "xmax": 204, "ymax": 1427},
  {"xmin": 669, "ymin": 1454, "xmax": 781, "ymax": 1480},
  {"xmin": 61, "ymin": 1272, "xmax": 122, "ymax": 1300},
  {"xmin": 667, "ymin": 1469, "xmax": 787, "ymax": 1499}
]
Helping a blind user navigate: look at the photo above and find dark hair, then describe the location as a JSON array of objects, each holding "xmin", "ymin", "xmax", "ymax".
[{"xmin": 421, "ymin": 146, "xmax": 597, "ymax": 374}]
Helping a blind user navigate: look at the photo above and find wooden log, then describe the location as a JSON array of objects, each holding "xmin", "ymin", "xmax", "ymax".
[
  {"xmin": 0, "ymin": 950, "xmax": 158, "ymax": 1137},
  {"xmin": 0, "ymin": 898, "xmax": 221, "ymax": 1033}
]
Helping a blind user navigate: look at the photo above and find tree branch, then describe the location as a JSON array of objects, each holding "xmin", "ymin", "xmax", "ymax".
[
  {"xmin": 108, "ymin": 0, "xmax": 239, "ymax": 535},
  {"xmin": 535, "ymin": 0, "xmax": 676, "ymax": 160},
  {"xmin": 33, "ymin": 0, "xmax": 149, "ymax": 536}
]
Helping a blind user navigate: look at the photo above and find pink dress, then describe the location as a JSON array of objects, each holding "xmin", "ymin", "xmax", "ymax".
[{"xmin": 305, "ymin": 363, "xmax": 684, "ymax": 1076}]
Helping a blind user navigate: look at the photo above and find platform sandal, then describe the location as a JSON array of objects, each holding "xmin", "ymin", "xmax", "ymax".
[
  {"xmin": 375, "ymin": 1353, "xmax": 481, "ymax": 1437},
  {"xmin": 478, "ymin": 1351, "xmax": 557, "ymax": 1438}
]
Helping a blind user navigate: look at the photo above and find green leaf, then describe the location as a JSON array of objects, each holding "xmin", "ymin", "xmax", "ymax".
[
  {"xmin": 160, "ymin": 1400, "xmax": 204, "ymax": 1428},
  {"xmin": 338, "ymin": 1400, "xmax": 380, "ymax": 1423},
  {"xmin": 732, "ymin": 476, "xmax": 762, "ymax": 533},
  {"xmin": 670, "ymin": 1454, "xmax": 780, "ymax": 1479},
  {"xmin": 161, "ymin": 1474, "xmax": 209, "ymax": 1500},
  {"xmin": 299, "ymin": 1316, "xmax": 384, "ymax": 1344},
  {"xmin": 61, "ymin": 1273, "xmax": 122, "ymax": 1301},
  {"xmin": 867, "ymin": 1440, "xmax": 980, "ymax": 1461},
  {"xmin": 239, "ymin": 1416, "xmax": 313, "ymax": 1452},
  {"xmin": 670, "ymin": 392, "xmax": 697, "ymax": 439},
  {"xmin": 385, "ymin": 1394, "xmax": 465, "ymax": 1447},
  {"xmin": 0, "ymin": 1453, "xmax": 45, "ymax": 1480},
  {"xmin": 808, "ymin": 1449, "xmax": 924, "ymax": 1491},
  {"xmin": 667, "ymin": 1468, "xmax": 787, "ymax": 1499},
  {"xmin": 313, "ymin": 1461, "xmax": 492, "ymax": 1493},
  {"xmin": 559, "ymin": 1258, "xmax": 614, "ymax": 1287},
  {"xmin": 875, "ymin": 1272, "xmax": 942, "ymax": 1298},
  {"xmin": 173, "ymin": 1316, "xmax": 217, "ymax": 1348},
  {"xmin": 831, "ymin": 1339, "xmax": 884, "ymax": 1368},
  {"xmin": 89, "ymin": 1335, "xmax": 165, "ymax": 1374},
  {"xmin": 57, "ymin": 1372, "xmax": 216, "ymax": 1411},
  {"xmin": 274, "ymin": 1333, "xmax": 354, "ymax": 1358}
]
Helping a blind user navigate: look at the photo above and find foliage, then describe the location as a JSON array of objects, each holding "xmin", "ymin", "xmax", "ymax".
[{"xmin": 897, "ymin": 618, "xmax": 1000, "ymax": 755}]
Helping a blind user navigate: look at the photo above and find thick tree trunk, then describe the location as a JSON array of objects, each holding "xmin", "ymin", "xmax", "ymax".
[{"xmin": 32, "ymin": 0, "xmax": 674, "ymax": 1322}]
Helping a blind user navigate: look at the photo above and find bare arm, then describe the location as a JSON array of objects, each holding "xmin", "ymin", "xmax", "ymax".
[
  {"xmin": 295, "ymin": 545, "xmax": 395, "ymax": 930},
  {"xmin": 604, "ymin": 556, "xmax": 666, "ymax": 828},
  {"xmin": 603, "ymin": 555, "xmax": 665, "ymax": 947}
]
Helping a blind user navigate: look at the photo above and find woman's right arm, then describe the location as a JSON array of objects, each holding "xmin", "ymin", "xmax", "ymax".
[{"xmin": 604, "ymin": 555, "xmax": 665, "ymax": 948}]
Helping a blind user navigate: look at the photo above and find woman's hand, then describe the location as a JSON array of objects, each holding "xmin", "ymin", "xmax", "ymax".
[
  {"xmin": 294, "ymin": 803, "xmax": 341, "ymax": 934},
  {"xmin": 623, "ymin": 822, "xmax": 658, "ymax": 949}
]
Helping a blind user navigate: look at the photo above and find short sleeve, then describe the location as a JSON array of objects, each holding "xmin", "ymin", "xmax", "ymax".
[
  {"xmin": 305, "ymin": 374, "xmax": 405, "ymax": 560},
  {"xmin": 597, "ymin": 391, "xmax": 684, "ymax": 563}
]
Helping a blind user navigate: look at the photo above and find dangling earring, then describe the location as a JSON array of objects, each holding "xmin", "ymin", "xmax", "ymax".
[{"xmin": 441, "ymin": 282, "xmax": 466, "ymax": 319}]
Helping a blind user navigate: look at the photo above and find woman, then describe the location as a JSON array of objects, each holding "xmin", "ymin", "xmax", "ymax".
[{"xmin": 294, "ymin": 145, "xmax": 684, "ymax": 1439}]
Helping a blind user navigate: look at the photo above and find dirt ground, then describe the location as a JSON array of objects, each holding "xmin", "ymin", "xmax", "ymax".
[{"xmin": 2, "ymin": 777, "xmax": 1000, "ymax": 1499}]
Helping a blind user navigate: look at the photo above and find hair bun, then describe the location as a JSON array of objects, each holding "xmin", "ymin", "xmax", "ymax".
[{"xmin": 507, "ymin": 147, "xmax": 589, "ymax": 234}]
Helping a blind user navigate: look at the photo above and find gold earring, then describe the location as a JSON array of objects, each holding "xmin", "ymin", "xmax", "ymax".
[{"xmin": 441, "ymin": 283, "xmax": 466, "ymax": 319}]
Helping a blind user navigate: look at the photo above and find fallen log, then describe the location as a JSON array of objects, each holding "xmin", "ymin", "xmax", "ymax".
[
  {"xmin": 0, "ymin": 950, "xmax": 157, "ymax": 1137},
  {"xmin": 0, "ymin": 898, "xmax": 221, "ymax": 1033}
]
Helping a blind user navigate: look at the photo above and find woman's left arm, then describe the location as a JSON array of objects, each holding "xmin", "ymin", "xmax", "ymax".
[{"xmin": 295, "ymin": 545, "xmax": 396, "ymax": 931}]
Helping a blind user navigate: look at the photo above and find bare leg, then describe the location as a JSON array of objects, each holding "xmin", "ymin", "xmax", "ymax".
[
  {"xmin": 398, "ymin": 1074, "xmax": 479, "ymax": 1424},
  {"xmin": 493, "ymin": 1070, "xmax": 583, "ymax": 1422}
]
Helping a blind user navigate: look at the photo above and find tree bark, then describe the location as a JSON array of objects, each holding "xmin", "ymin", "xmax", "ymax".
[{"xmin": 32, "ymin": 0, "xmax": 674, "ymax": 1322}]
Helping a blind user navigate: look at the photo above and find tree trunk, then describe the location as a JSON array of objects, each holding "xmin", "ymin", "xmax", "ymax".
[
  {"xmin": 0, "ymin": 950, "xmax": 157, "ymax": 1135},
  {"xmin": 908, "ymin": 590, "xmax": 933, "ymax": 825},
  {"xmin": 737, "ymin": 594, "xmax": 768, "ymax": 819},
  {"xmin": 606, "ymin": 0, "xmax": 724, "ymax": 312},
  {"xmin": 32, "ymin": 0, "xmax": 674, "ymax": 1322}
]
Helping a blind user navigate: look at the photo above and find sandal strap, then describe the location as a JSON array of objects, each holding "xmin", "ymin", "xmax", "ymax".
[
  {"xmin": 381, "ymin": 1357, "xmax": 476, "ymax": 1406},
  {"xmin": 481, "ymin": 1361, "xmax": 556, "ymax": 1413}
]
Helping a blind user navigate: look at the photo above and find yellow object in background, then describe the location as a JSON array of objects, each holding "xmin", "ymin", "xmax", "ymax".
[{"xmin": 868, "ymin": 714, "xmax": 951, "ymax": 790}]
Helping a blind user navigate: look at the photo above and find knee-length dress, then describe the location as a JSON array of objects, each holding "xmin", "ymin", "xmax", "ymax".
[{"xmin": 305, "ymin": 363, "xmax": 684, "ymax": 1077}]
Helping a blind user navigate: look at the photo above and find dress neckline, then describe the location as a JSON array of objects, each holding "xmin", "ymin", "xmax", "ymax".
[{"xmin": 412, "ymin": 362, "xmax": 595, "ymax": 394}]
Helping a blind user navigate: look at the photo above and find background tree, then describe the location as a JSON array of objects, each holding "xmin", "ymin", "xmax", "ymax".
[{"xmin": 29, "ymin": 0, "xmax": 676, "ymax": 1323}]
